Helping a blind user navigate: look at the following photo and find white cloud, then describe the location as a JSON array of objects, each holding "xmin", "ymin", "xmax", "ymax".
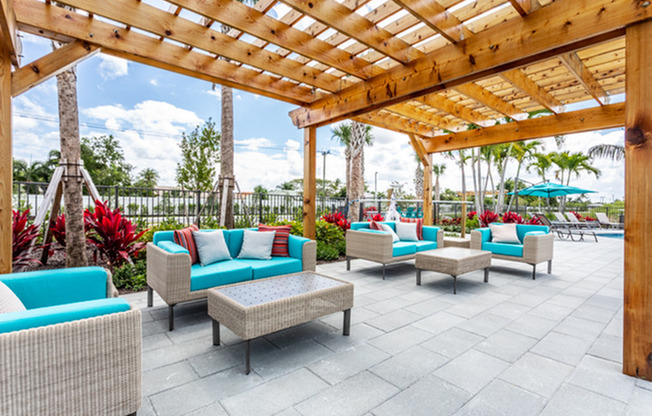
[
  {"xmin": 235, "ymin": 137, "xmax": 272, "ymax": 151},
  {"xmin": 204, "ymin": 87, "xmax": 222, "ymax": 99},
  {"xmin": 150, "ymin": 79, "xmax": 158, "ymax": 86},
  {"xmin": 97, "ymin": 54, "xmax": 128, "ymax": 80}
]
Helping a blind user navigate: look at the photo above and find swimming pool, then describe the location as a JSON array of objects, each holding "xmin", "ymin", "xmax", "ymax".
[{"xmin": 596, "ymin": 233, "xmax": 624, "ymax": 239}]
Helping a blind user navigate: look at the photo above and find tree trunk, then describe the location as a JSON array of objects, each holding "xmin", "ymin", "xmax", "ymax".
[
  {"xmin": 348, "ymin": 121, "xmax": 365, "ymax": 222},
  {"xmin": 220, "ymin": 85, "xmax": 235, "ymax": 228},
  {"xmin": 415, "ymin": 164, "xmax": 424, "ymax": 199},
  {"xmin": 495, "ymin": 143, "xmax": 513, "ymax": 213},
  {"xmin": 506, "ymin": 161, "xmax": 523, "ymax": 212},
  {"xmin": 54, "ymin": 42, "xmax": 87, "ymax": 268}
]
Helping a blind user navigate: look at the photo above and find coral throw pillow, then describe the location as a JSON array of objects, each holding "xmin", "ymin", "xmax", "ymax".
[
  {"xmin": 258, "ymin": 224, "xmax": 292, "ymax": 257},
  {"xmin": 173, "ymin": 225, "xmax": 199, "ymax": 264},
  {"xmin": 369, "ymin": 220, "xmax": 383, "ymax": 231},
  {"xmin": 400, "ymin": 217, "xmax": 423, "ymax": 240}
]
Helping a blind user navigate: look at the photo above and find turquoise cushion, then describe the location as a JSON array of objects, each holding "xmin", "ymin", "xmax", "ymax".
[
  {"xmin": 153, "ymin": 230, "xmax": 175, "ymax": 245},
  {"xmin": 190, "ymin": 261, "xmax": 252, "ymax": 291},
  {"xmin": 358, "ymin": 229, "xmax": 388, "ymax": 235},
  {"xmin": 158, "ymin": 241, "xmax": 189, "ymax": 254},
  {"xmin": 288, "ymin": 235, "xmax": 309, "ymax": 259},
  {"xmin": 524, "ymin": 231, "xmax": 546, "ymax": 237},
  {"xmin": 483, "ymin": 242, "xmax": 524, "ymax": 257},
  {"xmin": 350, "ymin": 222, "xmax": 371, "ymax": 231},
  {"xmin": 392, "ymin": 242, "xmax": 417, "ymax": 257},
  {"xmin": 422, "ymin": 226, "xmax": 440, "ymax": 242},
  {"xmin": 516, "ymin": 225, "xmax": 549, "ymax": 243},
  {"xmin": 0, "ymin": 267, "xmax": 108, "ymax": 310},
  {"xmin": 414, "ymin": 241, "xmax": 437, "ymax": 252},
  {"xmin": 234, "ymin": 258, "xmax": 302, "ymax": 280},
  {"xmin": 0, "ymin": 298, "xmax": 130, "ymax": 334},
  {"xmin": 225, "ymin": 229, "xmax": 245, "ymax": 259}
]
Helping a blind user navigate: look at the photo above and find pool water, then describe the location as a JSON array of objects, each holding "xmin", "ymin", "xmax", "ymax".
[{"xmin": 596, "ymin": 233, "xmax": 624, "ymax": 239}]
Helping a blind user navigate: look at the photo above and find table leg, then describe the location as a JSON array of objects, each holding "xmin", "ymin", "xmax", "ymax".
[
  {"xmin": 343, "ymin": 309, "xmax": 351, "ymax": 336},
  {"xmin": 245, "ymin": 339, "xmax": 251, "ymax": 375},
  {"xmin": 453, "ymin": 275, "xmax": 457, "ymax": 294},
  {"xmin": 212, "ymin": 320, "xmax": 220, "ymax": 346},
  {"xmin": 416, "ymin": 269, "xmax": 421, "ymax": 286},
  {"xmin": 484, "ymin": 267, "xmax": 489, "ymax": 283}
]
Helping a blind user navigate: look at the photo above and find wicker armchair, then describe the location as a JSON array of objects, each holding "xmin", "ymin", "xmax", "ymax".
[
  {"xmin": 0, "ymin": 267, "xmax": 142, "ymax": 416},
  {"xmin": 471, "ymin": 224, "xmax": 554, "ymax": 279}
]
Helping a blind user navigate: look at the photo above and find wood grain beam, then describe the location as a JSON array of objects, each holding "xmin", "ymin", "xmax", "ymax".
[
  {"xmin": 387, "ymin": 103, "xmax": 461, "ymax": 132},
  {"xmin": 408, "ymin": 134, "xmax": 433, "ymax": 225},
  {"xmin": 53, "ymin": 0, "xmax": 340, "ymax": 92},
  {"xmin": 290, "ymin": 0, "xmax": 645, "ymax": 128},
  {"xmin": 280, "ymin": 0, "xmax": 421, "ymax": 64},
  {"xmin": 417, "ymin": 94, "xmax": 491, "ymax": 127},
  {"xmin": 302, "ymin": 126, "xmax": 316, "ymax": 240},
  {"xmin": 561, "ymin": 52, "xmax": 610, "ymax": 106},
  {"xmin": 166, "ymin": 0, "xmax": 377, "ymax": 80},
  {"xmin": 12, "ymin": 40, "xmax": 99, "ymax": 97},
  {"xmin": 423, "ymin": 103, "xmax": 625, "ymax": 153},
  {"xmin": 501, "ymin": 69, "xmax": 564, "ymax": 114},
  {"xmin": 0, "ymin": 0, "xmax": 19, "ymax": 66},
  {"xmin": 408, "ymin": 134, "xmax": 430, "ymax": 167},
  {"xmin": 508, "ymin": 0, "xmax": 540, "ymax": 17},
  {"xmin": 15, "ymin": 0, "xmax": 315, "ymax": 104},
  {"xmin": 454, "ymin": 83, "xmax": 527, "ymax": 120},
  {"xmin": 353, "ymin": 111, "xmax": 439, "ymax": 137},
  {"xmin": 623, "ymin": 19, "xmax": 652, "ymax": 380},
  {"xmin": 382, "ymin": 0, "xmax": 467, "ymax": 44},
  {"xmin": 0, "ymin": 40, "xmax": 11, "ymax": 272}
]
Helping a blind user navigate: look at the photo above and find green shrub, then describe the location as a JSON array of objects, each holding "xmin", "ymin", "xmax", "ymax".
[
  {"xmin": 316, "ymin": 240, "xmax": 339, "ymax": 261},
  {"xmin": 113, "ymin": 258, "xmax": 147, "ymax": 291},
  {"xmin": 316, "ymin": 220, "xmax": 344, "ymax": 245},
  {"xmin": 139, "ymin": 217, "xmax": 184, "ymax": 242},
  {"xmin": 334, "ymin": 239, "xmax": 346, "ymax": 256}
]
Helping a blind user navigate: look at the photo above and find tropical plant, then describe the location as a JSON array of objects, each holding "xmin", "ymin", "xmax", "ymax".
[
  {"xmin": 12, "ymin": 209, "xmax": 41, "ymax": 270},
  {"xmin": 113, "ymin": 258, "xmax": 147, "ymax": 291},
  {"xmin": 433, "ymin": 163, "xmax": 446, "ymax": 201},
  {"xmin": 176, "ymin": 118, "xmax": 221, "ymax": 192},
  {"xmin": 501, "ymin": 211, "xmax": 524, "ymax": 224},
  {"xmin": 84, "ymin": 200, "xmax": 148, "ymax": 270},
  {"xmin": 588, "ymin": 143, "xmax": 624, "ymax": 161},
  {"xmin": 550, "ymin": 151, "xmax": 600, "ymax": 211},
  {"xmin": 467, "ymin": 210, "xmax": 477, "ymax": 220},
  {"xmin": 369, "ymin": 213, "xmax": 384, "ymax": 222},
  {"xmin": 479, "ymin": 210, "xmax": 500, "ymax": 226},
  {"xmin": 506, "ymin": 140, "xmax": 541, "ymax": 212},
  {"xmin": 134, "ymin": 168, "xmax": 159, "ymax": 188},
  {"xmin": 525, "ymin": 216, "xmax": 542, "ymax": 225},
  {"xmin": 321, "ymin": 212, "xmax": 350, "ymax": 233},
  {"xmin": 527, "ymin": 153, "xmax": 552, "ymax": 182},
  {"xmin": 331, "ymin": 123, "xmax": 353, "ymax": 192}
]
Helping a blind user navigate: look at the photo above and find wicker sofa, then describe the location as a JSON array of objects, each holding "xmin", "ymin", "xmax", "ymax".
[
  {"xmin": 471, "ymin": 224, "xmax": 554, "ymax": 279},
  {"xmin": 0, "ymin": 267, "xmax": 142, "ymax": 416},
  {"xmin": 346, "ymin": 221, "xmax": 444, "ymax": 279},
  {"xmin": 147, "ymin": 228, "xmax": 316, "ymax": 330}
]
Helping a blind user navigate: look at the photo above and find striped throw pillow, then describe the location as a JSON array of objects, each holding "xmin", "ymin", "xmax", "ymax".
[
  {"xmin": 258, "ymin": 224, "xmax": 291, "ymax": 257},
  {"xmin": 173, "ymin": 225, "xmax": 199, "ymax": 264},
  {"xmin": 369, "ymin": 220, "xmax": 383, "ymax": 231},
  {"xmin": 400, "ymin": 217, "xmax": 423, "ymax": 240}
]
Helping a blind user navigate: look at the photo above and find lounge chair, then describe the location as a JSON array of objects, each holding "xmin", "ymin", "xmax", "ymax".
[
  {"xmin": 596, "ymin": 212, "xmax": 624, "ymax": 229},
  {"xmin": 538, "ymin": 213, "xmax": 598, "ymax": 242},
  {"xmin": 564, "ymin": 212, "xmax": 600, "ymax": 229}
]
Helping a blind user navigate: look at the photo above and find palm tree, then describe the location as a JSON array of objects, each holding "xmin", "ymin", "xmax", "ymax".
[
  {"xmin": 136, "ymin": 168, "xmax": 159, "ymax": 188},
  {"xmin": 432, "ymin": 163, "xmax": 446, "ymax": 201},
  {"xmin": 413, "ymin": 153, "xmax": 423, "ymax": 199},
  {"xmin": 550, "ymin": 151, "xmax": 601, "ymax": 211},
  {"xmin": 506, "ymin": 140, "xmax": 541, "ymax": 212},
  {"xmin": 347, "ymin": 121, "xmax": 374, "ymax": 222},
  {"xmin": 527, "ymin": 152, "xmax": 552, "ymax": 182},
  {"xmin": 331, "ymin": 123, "xmax": 352, "ymax": 193},
  {"xmin": 588, "ymin": 144, "xmax": 624, "ymax": 161}
]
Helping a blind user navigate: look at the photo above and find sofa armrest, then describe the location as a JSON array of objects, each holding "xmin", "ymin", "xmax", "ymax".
[
  {"xmin": 346, "ymin": 229, "xmax": 393, "ymax": 263},
  {"xmin": 302, "ymin": 240, "xmax": 316, "ymax": 271},
  {"xmin": 523, "ymin": 232, "xmax": 554, "ymax": 264},
  {"xmin": 0, "ymin": 267, "xmax": 109, "ymax": 310},
  {"xmin": 0, "ymin": 308, "xmax": 141, "ymax": 416},
  {"xmin": 146, "ymin": 242, "xmax": 192, "ymax": 305},
  {"xmin": 471, "ymin": 229, "xmax": 491, "ymax": 250}
]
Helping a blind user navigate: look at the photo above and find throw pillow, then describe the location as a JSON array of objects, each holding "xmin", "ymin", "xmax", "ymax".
[
  {"xmin": 0, "ymin": 281, "xmax": 26, "ymax": 313},
  {"xmin": 379, "ymin": 223, "xmax": 400, "ymax": 243},
  {"xmin": 258, "ymin": 224, "xmax": 291, "ymax": 257},
  {"xmin": 192, "ymin": 230, "xmax": 231, "ymax": 266},
  {"xmin": 173, "ymin": 225, "xmax": 199, "ymax": 264},
  {"xmin": 489, "ymin": 223, "xmax": 521, "ymax": 244},
  {"xmin": 369, "ymin": 220, "xmax": 383, "ymax": 231},
  {"xmin": 395, "ymin": 221, "xmax": 419, "ymax": 241},
  {"xmin": 237, "ymin": 229, "xmax": 276, "ymax": 260},
  {"xmin": 400, "ymin": 216, "xmax": 423, "ymax": 240}
]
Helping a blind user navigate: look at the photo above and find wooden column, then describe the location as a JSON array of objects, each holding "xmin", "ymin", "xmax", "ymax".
[
  {"xmin": 0, "ymin": 40, "xmax": 11, "ymax": 273},
  {"xmin": 624, "ymin": 20, "xmax": 652, "ymax": 379},
  {"xmin": 303, "ymin": 126, "xmax": 316, "ymax": 240},
  {"xmin": 423, "ymin": 154, "xmax": 433, "ymax": 226}
]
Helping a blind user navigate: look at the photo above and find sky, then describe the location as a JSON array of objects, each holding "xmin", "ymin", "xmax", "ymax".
[{"xmin": 13, "ymin": 33, "xmax": 625, "ymax": 203}]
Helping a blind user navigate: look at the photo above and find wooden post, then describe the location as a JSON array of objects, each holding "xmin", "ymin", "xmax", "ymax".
[
  {"xmin": 423, "ymin": 154, "xmax": 433, "ymax": 226},
  {"xmin": 461, "ymin": 201, "xmax": 467, "ymax": 238},
  {"xmin": 303, "ymin": 126, "xmax": 316, "ymax": 240},
  {"xmin": 624, "ymin": 20, "xmax": 652, "ymax": 379},
  {"xmin": 0, "ymin": 40, "xmax": 11, "ymax": 273}
]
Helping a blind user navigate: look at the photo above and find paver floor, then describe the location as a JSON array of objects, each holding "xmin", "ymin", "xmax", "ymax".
[{"xmin": 126, "ymin": 236, "xmax": 652, "ymax": 415}]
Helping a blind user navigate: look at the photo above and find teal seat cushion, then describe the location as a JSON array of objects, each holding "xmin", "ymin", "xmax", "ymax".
[
  {"xmin": 516, "ymin": 225, "xmax": 549, "ymax": 243},
  {"xmin": 483, "ymin": 242, "xmax": 524, "ymax": 257},
  {"xmin": 288, "ymin": 235, "xmax": 309, "ymax": 259},
  {"xmin": 190, "ymin": 261, "xmax": 252, "ymax": 291},
  {"xmin": 158, "ymin": 241, "xmax": 189, "ymax": 254},
  {"xmin": 413, "ymin": 240, "xmax": 437, "ymax": 252},
  {"xmin": 234, "ymin": 258, "xmax": 302, "ymax": 280},
  {"xmin": 0, "ymin": 298, "xmax": 130, "ymax": 334},
  {"xmin": 392, "ymin": 242, "xmax": 417, "ymax": 257}
]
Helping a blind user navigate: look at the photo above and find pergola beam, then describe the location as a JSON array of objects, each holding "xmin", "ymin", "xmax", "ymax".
[
  {"xmin": 0, "ymin": 38, "xmax": 10, "ymax": 273},
  {"xmin": 378, "ymin": 0, "xmax": 465, "ymax": 44},
  {"xmin": 454, "ymin": 83, "xmax": 527, "ymax": 120},
  {"xmin": 387, "ymin": 103, "xmax": 460, "ymax": 132},
  {"xmin": 12, "ymin": 40, "xmax": 99, "ymax": 97},
  {"xmin": 417, "ymin": 94, "xmax": 491, "ymax": 127},
  {"xmin": 561, "ymin": 52, "xmax": 610, "ymax": 106},
  {"xmin": 302, "ymin": 126, "xmax": 317, "ymax": 240},
  {"xmin": 290, "ymin": 0, "xmax": 646, "ymax": 128},
  {"xmin": 501, "ymin": 69, "xmax": 564, "ymax": 114},
  {"xmin": 0, "ymin": 0, "xmax": 19, "ymax": 66},
  {"xmin": 508, "ymin": 0, "xmax": 540, "ymax": 17},
  {"xmin": 408, "ymin": 134, "xmax": 433, "ymax": 226},
  {"xmin": 423, "ymin": 103, "xmax": 625, "ymax": 153},
  {"xmin": 15, "ymin": 0, "xmax": 315, "ymax": 105},
  {"xmin": 353, "ymin": 111, "xmax": 439, "ymax": 138}
]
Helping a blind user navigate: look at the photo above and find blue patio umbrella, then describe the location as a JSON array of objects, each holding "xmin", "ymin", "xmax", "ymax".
[{"xmin": 508, "ymin": 182, "xmax": 596, "ymax": 198}]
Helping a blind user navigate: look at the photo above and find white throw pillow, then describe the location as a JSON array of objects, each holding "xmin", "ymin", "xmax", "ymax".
[
  {"xmin": 379, "ymin": 223, "xmax": 400, "ymax": 243},
  {"xmin": 0, "ymin": 281, "xmax": 26, "ymax": 313},
  {"xmin": 489, "ymin": 223, "xmax": 521, "ymax": 244},
  {"xmin": 395, "ymin": 221, "xmax": 418, "ymax": 241},
  {"xmin": 237, "ymin": 229, "xmax": 276, "ymax": 260},
  {"xmin": 193, "ymin": 230, "xmax": 232, "ymax": 266}
]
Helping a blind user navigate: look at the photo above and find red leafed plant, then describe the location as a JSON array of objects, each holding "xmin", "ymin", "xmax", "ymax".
[
  {"xmin": 369, "ymin": 213, "xmax": 384, "ymax": 222},
  {"xmin": 501, "ymin": 211, "xmax": 524, "ymax": 224},
  {"xmin": 12, "ymin": 209, "xmax": 41, "ymax": 269},
  {"xmin": 570, "ymin": 211, "xmax": 582, "ymax": 220},
  {"xmin": 440, "ymin": 217, "xmax": 462, "ymax": 226},
  {"xmin": 322, "ymin": 212, "xmax": 351, "ymax": 233},
  {"xmin": 526, "ymin": 216, "xmax": 542, "ymax": 225},
  {"xmin": 84, "ymin": 200, "xmax": 148, "ymax": 270},
  {"xmin": 479, "ymin": 210, "xmax": 500, "ymax": 227},
  {"xmin": 50, "ymin": 213, "xmax": 67, "ymax": 248},
  {"xmin": 467, "ymin": 210, "xmax": 477, "ymax": 220}
]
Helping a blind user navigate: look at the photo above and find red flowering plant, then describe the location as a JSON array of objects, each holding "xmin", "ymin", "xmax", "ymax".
[
  {"xmin": 84, "ymin": 200, "xmax": 148, "ymax": 270},
  {"xmin": 321, "ymin": 211, "xmax": 350, "ymax": 233},
  {"xmin": 478, "ymin": 210, "xmax": 500, "ymax": 227},
  {"xmin": 467, "ymin": 210, "xmax": 477, "ymax": 220},
  {"xmin": 440, "ymin": 217, "xmax": 462, "ymax": 226},
  {"xmin": 501, "ymin": 211, "xmax": 524, "ymax": 224},
  {"xmin": 369, "ymin": 213, "xmax": 384, "ymax": 222},
  {"xmin": 525, "ymin": 216, "xmax": 542, "ymax": 225},
  {"xmin": 12, "ymin": 209, "xmax": 42, "ymax": 270}
]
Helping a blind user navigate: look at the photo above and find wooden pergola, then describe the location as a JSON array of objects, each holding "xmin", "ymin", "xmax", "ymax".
[{"xmin": 0, "ymin": 0, "xmax": 650, "ymax": 378}]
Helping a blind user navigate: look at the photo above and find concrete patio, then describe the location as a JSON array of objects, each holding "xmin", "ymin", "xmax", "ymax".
[{"xmin": 127, "ymin": 236, "xmax": 652, "ymax": 416}]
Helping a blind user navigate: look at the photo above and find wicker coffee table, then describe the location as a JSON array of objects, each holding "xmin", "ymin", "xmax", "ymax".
[
  {"xmin": 415, "ymin": 247, "xmax": 491, "ymax": 294},
  {"xmin": 207, "ymin": 271, "xmax": 354, "ymax": 374}
]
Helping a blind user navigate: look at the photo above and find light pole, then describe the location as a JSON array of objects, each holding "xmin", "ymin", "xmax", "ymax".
[
  {"xmin": 374, "ymin": 172, "xmax": 379, "ymax": 212},
  {"xmin": 321, "ymin": 150, "xmax": 331, "ymax": 213}
]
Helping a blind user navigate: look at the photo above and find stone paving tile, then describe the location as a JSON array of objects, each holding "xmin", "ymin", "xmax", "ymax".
[
  {"xmin": 530, "ymin": 331, "xmax": 593, "ymax": 366},
  {"xmin": 273, "ymin": 408, "xmax": 302, "ymax": 416},
  {"xmin": 434, "ymin": 349, "xmax": 510, "ymax": 395},
  {"xmin": 498, "ymin": 353, "xmax": 573, "ymax": 399},
  {"xmin": 372, "ymin": 374, "xmax": 471, "ymax": 416},
  {"xmin": 420, "ymin": 327, "xmax": 484, "ymax": 359},
  {"xmin": 294, "ymin": 371, "xmax": 399, "ymax": 416},
  {"xmin": 403, "ymin": 296, "xmax": 454, "ymax": 317},
  {"xmin": 570, "ymin": 303, "xmax": 618, "ymax": 324},
  {"xmin": 364, "ymin": 296, "xmax": 415, "ymax": 315},
  {"xmin": 186, "ymin": 345, "xmax": 242, "ymax": 378},
  {"xmin": 489, "ymin": 301, "xmax": 533, "ymax": 320},
  {"xmin": 528, "ymin": 302, "xmax": 575, "ymax": 323},
  {"xmin": 412, "ymin": 311, "xmax": 468, "ymax": 335},
  {"xmin": 553, "ymin": 315, "xmax": 606, "ymax": 341},
  {"xmin": 455, "ymin": 379, "xmax": 547, "ymax": 416},
  {"xmin": 567, "ymin": 355, "xmax": 635, "ymax": 403},
  {"xmin": 367, "ymin": 324, "xmax": 434, "ymax": 355},
  {"xmin": 456, "ymin": 312, "xmax": 512, "ymax": 337},
  {"xmin": 142, "ymin": 361, "xmax": 199, "ymax": 396},
  {"xmin": 221, "ymin": 368, "xmax": 329, "ymax": 416},
  {"xmin": 505, "ymin": 314, "xmax": 557, "ymax": 339},
  {"xmin": 142, "ymin": 332, "xmax": 173, "ymax": 352},
  {"xmin": 365, "ymin": 308, "xmax": 422, "ymax": 332},
  {"xmin": 369, "ymin": 345, "xmax": 448, "ymax": 389},
  {"xmin": 307, "ymin": 343, "xmax": 390, "ymax": 385},
  {"xmin": 314, "ymin": 322, "xmax": 384, "ymax": 352},
  {"xmin": 264, "ymin": 321, "xmax": 337, "ymax": 350},
  {"xmin": 184, "ymin": 402, "xmax": 229, "ymax": 416},
  {"xmin": 539, "ymin": 384, "xmax": 626, "ymax": 416},
  {"xmin": 587, "ymin": 333, "xmax": 622, "ymax": 364},
  {"xmin": 475, "ymin": 329, "xmax": 538, "ymax": 363},
  {"xmin": 251, "ymin": 339, "xmax": 334, "ymax": 380},
  {"xmin": 627, "ymin": 387, "xmax": 652, "ymax": 415}
]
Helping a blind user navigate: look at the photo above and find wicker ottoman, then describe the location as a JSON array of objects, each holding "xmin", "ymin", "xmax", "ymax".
[
  {"xmin": 415, "ymin": 247, "xmax": 491, "ymax": 294},
  {"xmin": 208, "ymin": 272, "xmax": 354, "ymax": 374}
]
